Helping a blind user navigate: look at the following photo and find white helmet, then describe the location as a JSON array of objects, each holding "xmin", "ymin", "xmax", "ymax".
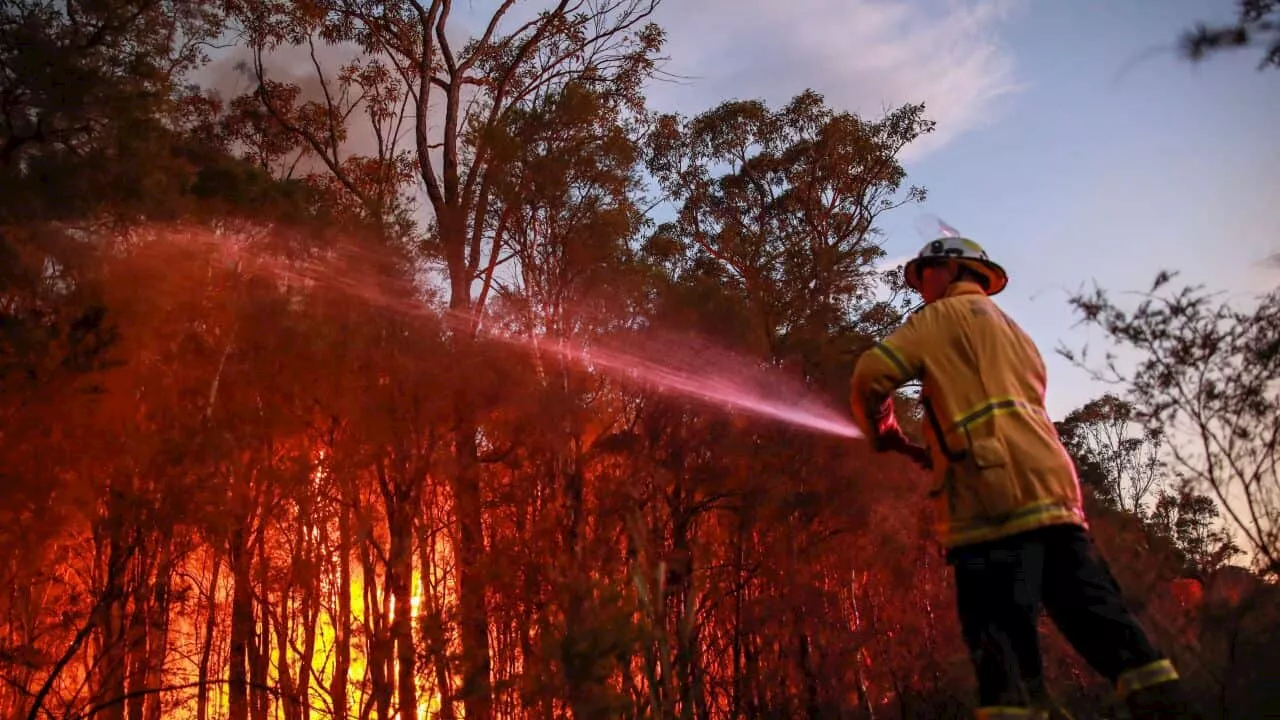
[{"xmin": 903, "ymin": 235, "xmax": 1008, "ymax": 296}]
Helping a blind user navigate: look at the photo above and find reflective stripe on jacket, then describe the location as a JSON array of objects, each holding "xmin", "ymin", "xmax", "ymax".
[{"xmin": 850, "ymin": 282, "xmax": 1087, "ymax": 549}]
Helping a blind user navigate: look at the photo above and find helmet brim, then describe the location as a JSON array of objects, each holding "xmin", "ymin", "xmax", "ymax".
[{"xmin": 904, "ymin": 257, "xmax": 1007, "ymax": 296}]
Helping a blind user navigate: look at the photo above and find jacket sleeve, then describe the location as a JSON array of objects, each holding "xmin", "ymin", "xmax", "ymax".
[{"xmin": 850, "ymin": 314, "xmax": 929, "ymax": 440}]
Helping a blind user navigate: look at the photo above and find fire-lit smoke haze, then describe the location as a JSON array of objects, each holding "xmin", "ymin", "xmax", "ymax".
[
  {"xmin": 157, "ymin": 227, "xmax": 863, "ymax": 441},
  {"xmin": 6, "ymin": 0, "xmax": 1276, "ymax": 717}
]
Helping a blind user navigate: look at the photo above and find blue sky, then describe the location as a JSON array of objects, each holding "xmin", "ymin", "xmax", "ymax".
[
  {"xmin": 645, "ymin": 0, "xmax": 1280, "ymax": 420},
  {"xmin": 209, "ymin": 0, "xmax": 1278, "ymax": 420}
]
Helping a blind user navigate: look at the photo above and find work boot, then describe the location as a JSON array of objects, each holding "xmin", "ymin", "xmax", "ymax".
[{"xmin": 1123, "ymin": 680, "xmax": 1201, "ymax": 720}]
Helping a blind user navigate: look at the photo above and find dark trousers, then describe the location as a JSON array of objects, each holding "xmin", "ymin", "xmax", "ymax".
[{"xmin": 947, "ymin": 523, "xmax": 1167, "ymax": 708}]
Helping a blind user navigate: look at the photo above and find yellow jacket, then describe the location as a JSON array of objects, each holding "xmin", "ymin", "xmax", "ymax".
[{"xmin": 850, "ymin": 282, "xmax": 1087, "ymax": 549}]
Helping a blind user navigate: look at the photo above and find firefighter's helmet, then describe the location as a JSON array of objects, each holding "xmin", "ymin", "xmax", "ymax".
[{"xmin": 903, "ymin": 235, "xmax": 1008, "ymax": 296}]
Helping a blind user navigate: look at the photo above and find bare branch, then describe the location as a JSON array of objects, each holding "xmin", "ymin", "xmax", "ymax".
[
  {"xmin": 456, "ymin": 0, "xmax": 519, "ymax": 75},
  {"xmin": 251, "ymin": 46, "xmax": 368, "ymax": 208},
  {"xmin": 435, "ymin": 0, "xmax": 457, "ymax": 77},
  {"xmin": 406, "ymin": 0, "xmax": 445, "ymax": 212},
  {"xmin": 307, "ymin": 36, "xmax": 342, "ymax": 161}
]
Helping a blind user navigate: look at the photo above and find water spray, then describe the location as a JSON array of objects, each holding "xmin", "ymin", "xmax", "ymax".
[
  {"xmin": 166, "ymin": 229, "xmax": 863, "ymax": 440},
  {"xmin": 480, "ymin": 328, "xmax": 865, "ymax": 440}
]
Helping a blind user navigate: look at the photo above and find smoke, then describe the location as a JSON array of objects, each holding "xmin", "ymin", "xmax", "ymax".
[{"xmin": 134, "ymin": 225, "xmax": 864, "ymax": 440}]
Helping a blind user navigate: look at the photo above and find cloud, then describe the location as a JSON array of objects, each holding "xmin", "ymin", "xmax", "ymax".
[
  {"xmin": 647, "ymin": 0, "xmax": 1024, "ymax": 159},
  {"xmin": 1249, "ymin": 252, "xmax": 1280, "ymax": 291},
  {"xmin": 191, "ymin": 0, "xmax": 1021, "ymax": 173}
]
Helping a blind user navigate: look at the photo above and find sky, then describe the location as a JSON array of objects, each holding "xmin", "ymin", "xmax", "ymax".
[
  {"xmin": 201, "ymin": 0, "xmax": 1279, "ymax": 421},
  {"xmin": 640, "ymin": 0, "xmax": 1280, "ymax": 420}
]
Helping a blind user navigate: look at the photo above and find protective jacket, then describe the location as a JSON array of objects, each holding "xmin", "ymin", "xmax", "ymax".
[{"xmin": 851, "ymin": 282, "xmax": 1087, "ymax": 549}]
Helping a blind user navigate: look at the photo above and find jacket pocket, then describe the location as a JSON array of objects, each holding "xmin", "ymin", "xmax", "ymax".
[{"xmin": 948, "ymin": 436, "xmax": 1021, "ymax": 522}]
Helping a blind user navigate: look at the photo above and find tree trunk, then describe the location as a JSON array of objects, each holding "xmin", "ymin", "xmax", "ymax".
[
  {"xmin": 332, "ymin": 498, "xmax": 352, "ymax": 720},
  {"xmin": 273, "ymin": 589, "xmax": 296, "ymax": 720},
  {"xmin": 563, "ymin": 440, "xmax": 593, "ymax": 720},
  {"xmin": 443, "ymin": 200, "xmax": 493, "ymax": 720},
  {"xmin": 849, "ymin": 573, "xmax": 875, "ymax": 720},
  {"xmin": 6, "ymin": 577, "xmax": 40, "ymax": 718},
  {"xmin": 143, "ymin": 546, "xmax": 172, "ymax": 720},
  {"xmin": 125, "ymin": 558, "xmax": 149, "ymax": 720},
  {"xmin": 95, "ymin": 529, "xmax": 129, "ymax": 720},
  {"xmin": 798, "ymin": 631, "xmax": 820, "ymax": 720},
  {"xmin": 744, "ymin": 633, "xmax": 761, "ymax": 720},
  {"xmin": 251, "ymin": 527, "xmax": 270, "ymax": 720},
  {"xmin": 297, "ymin": 529, "xmax": 319, "ymax": 720},
  {"xmin": 228, "ymin": 525, "xmax": 253, "ymax": 720},
  {"xmin": 732, "ymin": 518, "xmax": 745, "ymax": 720},
  {"xmin": 418, "ymin": 521, "xmax": 456, "ymax": 720},
  {"xmin": 452, "ymin": 414, "xmax": 492, "ymax": 720},
  {"xmin": 389, "ymin": 505, "xmax": 417, "ymax": 720},
  {"xmin": 197, "ymin": 555, "xmax": 222, "ymax": 720},
  {"xmin": 361, "ymin": 541, "xmax": 392, "ymax": 720}
]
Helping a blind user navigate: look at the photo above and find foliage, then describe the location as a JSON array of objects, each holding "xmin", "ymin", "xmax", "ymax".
[
  {"xmin": 1181, "ymin": 0, "xmax": 1280, "ymax": 70},
  {"xmin": 1055, "ymin": 393, "xmax": 1165, "ymax": 516},
  {"xmin": 0, "ymin": 0, "xmax": 223, "ymax": 165},
  {"xmin": 1150, "ymin": 488, "xmax": 1242, "ymax": 575},
  {"xmin": 645, "ymin": 91, "xmax": 929, "ymax": 403},
  {"xmin": 1062, "ymin": 273, "xmax": 1279, "ymax": 577},
  {"xmin": 646, "ymin": 92, "xmax": 928, "ymax": 349}
]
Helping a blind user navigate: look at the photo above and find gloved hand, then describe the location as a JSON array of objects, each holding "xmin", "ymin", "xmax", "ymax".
[
  {"xmin": 873, "ymin": 430, "xmax": 933, "ymax": 470},
  {"xmin": 899, "ymin": 443, "xmax": 933, "ymax": 470}
]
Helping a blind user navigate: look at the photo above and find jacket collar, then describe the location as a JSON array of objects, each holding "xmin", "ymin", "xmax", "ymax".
[{"xmin": 942, "ymin": 281, "xmax": 987, "ymax": 300}]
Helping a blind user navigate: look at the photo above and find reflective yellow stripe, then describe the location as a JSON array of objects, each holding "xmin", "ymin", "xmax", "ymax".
[
  {"xmin": 872, "ymin": 341, "xmax": 912, "ymax": 380},
  {"xmin": 946, "ymin": 501, "xmax": 1086, "ymax": 548},
  {"xmin": 952, "ymin": 396, "xmax": 1045, "ymax": 431},
  {"xmin": 1116, "ymin": 659, "xmax": 1179, "ymax": 698},
  {"xmin": 1032, "ymin": 701, "xmax": 1072, "ymax": 720},
  {"xmin": 974, "ymin": 707, "xmax": 1035, "ymax": 720}
]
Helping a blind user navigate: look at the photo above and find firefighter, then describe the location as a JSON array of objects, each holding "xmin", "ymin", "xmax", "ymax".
[{"xmin": 849, "ymin": 234, "xmax": 1197, "ymax": 720}]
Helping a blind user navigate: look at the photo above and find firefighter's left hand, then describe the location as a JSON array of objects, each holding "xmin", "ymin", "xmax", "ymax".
[
  {"xmin": 872, "ymin": 428, "xmax": 911, "ymax": 454},
  {"xmin": 873, "ymin": 431, "xmax": 932, "ymax": 470},
  {"xmin": 898, "ymin": 443, "xmax": 933, "ymax": 470}
]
